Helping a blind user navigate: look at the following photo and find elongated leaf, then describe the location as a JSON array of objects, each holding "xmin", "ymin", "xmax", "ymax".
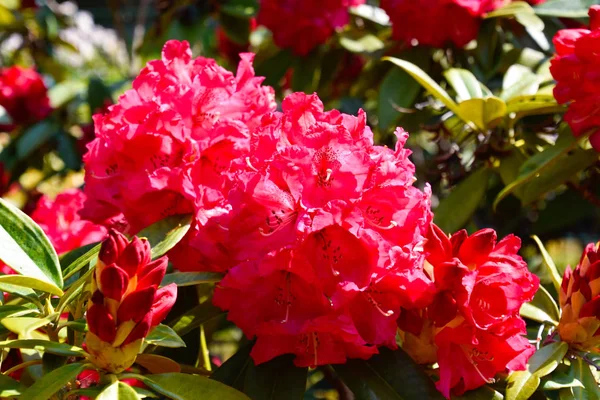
[
  {"xmin": 136, "ymin": 214, "xmax": 192, "ymax": 259},
  {"xmin": 0, "ymin": 198, "xmax": 63, "ymax": 289},
  {"xmin": 19, "ymin": 362, "xmax": 88, "ymax": 400},
  {"xmin": 520, "ymin": 285, "xmax": 560, "ymax": 325},
  {"xmin": 48, "ymin": 80, "xmax": 86, "ymax": 108},
  {"xmin": 0, "ymin": 339, "xmax": 87, "ymax": 357},
  {"xmin": 457, "ymin": 97, "xmax": 507, "ymax": 131},
  {"xmin": 168, "ymin": 302, "xmax": 224, "ymax": 337},
  {"xmin": 145, "ymin": 324, "xmax": 186, "ymax": 348},
  {"xmin": 144, "ymin": 373, "xmax": 250, "ymax": 400},
  {"xmin": 572, "ymin": 358, "xmax": 600, "ymax": 400},
  {"xmin": 0, "ymin": 275, "xmax": 63, "ymax": 296},
  {"xmin": 60, "ymin": 242, "xmax": 100, "ymax": 278},
  {"xmin": 487, "ymin": 1, "xmax": 535, "ymax": 17},
  {"xmin": 444, "ymin": 68, "xmax": 484, "ymax": 101},
  {"xmin": 434, "ymin": 168, "xmax": 493, "ymax": 233},
  {"xmin": 56, "ymin": 267, "xmax": 95, "ymax": 315},
  {"xmin": 531, "ymin": 236, "xmax": 563, "ymax": 293},
  {"xmin": 542, "ymin": 363, "xmax": 583, "ymax": 391},
  {"xmin": 243, "ymin": 355, "xmax": 307, "ymax": 400},
  {"xmin": 501, "ymin": 65, "xmax": 539, "ymax": 101},
  {"xmin": 161, "ymin": 272, "xmax": 223, "ymax": 287},
  {"xmin": 97, "ymin": 381, "xmax": 141, "ymax": 400},
  {"xmin": 2, "ymin": 315, "xmax": 56, "ymax": 337},
  {"xmin": 349, "ymin": 4, "xmax": 391, "ymax": 26},
  {"xmin": 211, "ymin": 342, "xmax": 253, "ymax": 390},
  {"xmin": 136, "ymin": 354, "xmax": 181, "ymax": 374},
  {"xmin": 16, "ymin": 121, "xmax": 57, "ymax": 160},
  {"xmin": 534, "ymin": 0, "xmax": 598, "ymax": 18},
  {"xmin": 0, "ymin": 305, "xmax": 36, "ymax": 320},
  {"xmin": 529, "ymin": 341, "xmax": 569, "ymax": 377},
  {"xmin": 0, "ymin": 374, "xmax": 26, "ymax": 398},
  {"xmin": 493, "ymin": 132, "xmax": 593, "ymax": 210},
  {"xmin": 384, "ymin": 57, "xmax": 461, "ymax": 116},
  {"xmin": 506, "ymin": 371, "xmax": 541, "ymax": 400},
  {"xmin": 0, "ymin": 283, "xmax": 40, "ymax": 305},
  {"xmin": 335, "ymin": 348, "xmax": 444, "ymax": 400}
]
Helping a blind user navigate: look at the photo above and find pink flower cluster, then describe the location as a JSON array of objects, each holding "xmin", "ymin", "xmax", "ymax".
[
  {"xmin": 0, "ymin": 66, "xmax": 51, "ymax": 130},
  {"xmin": 257, "ymin": 0, "xmax": 365, "ymax": 55}
]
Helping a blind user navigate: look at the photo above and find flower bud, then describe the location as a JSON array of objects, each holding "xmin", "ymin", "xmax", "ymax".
[
  {"xmin": 558, "ymin": 242, "xmax": 600, "ymax": 352},
  {"xmin": 86, "ymin": 231, "xmax": 177, "ymax": 373}
]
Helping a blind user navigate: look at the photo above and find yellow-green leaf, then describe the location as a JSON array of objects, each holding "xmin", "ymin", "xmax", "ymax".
[
  {"xmin": 0, "ymin": 275, "xmax": 63, "ymax": 296},
  {"xmin": 97, "ymin": 381, "xmax": 141, "ymax": 400},
  {"xmin": 456, "ymin": 97, "xmax": 507, "ymax": 131}
]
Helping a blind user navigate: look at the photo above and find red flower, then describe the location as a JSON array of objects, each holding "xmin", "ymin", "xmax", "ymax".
[
  {"xmin": 550, "ymin": 6, "xmax": 600, "ymax": 150},
  {"xmin": 380, "ymin": 0, "xmax": 507, "ymax": 48},
  {"xmin": 0, "ymin": 66, "xmax": 51, "ymax": 129},
  {"xmin": 398, "ymin": 224, "xmax": 539, "ymax": 398},
  {"xmin": 80, "ymin": 40, "xmax": 275, "ymax": 261},
  {"xmin": 213, "ymin": 92, "xmax": 432, "ymax": 366},
  {"xmin": 257, "ymin": 0, "xmax": 365, "ymax": 55},
  {"xmin": 85, "ymin": 230, "xmax": 177, "ymax": 373}
]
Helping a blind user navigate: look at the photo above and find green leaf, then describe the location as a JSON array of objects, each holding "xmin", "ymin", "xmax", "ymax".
[
  {"xmin": 520, "ymin": 285, "xmax": 560, "ymax": 325},
  {"xmin": 534, "ymin": 0, "xmax": 599, "ymax": 18},
  {"xmin": 444, "ymin": 68, "xmax": 484, "ymax": 101},
  {"xmin": 530, "ymin": 342, "xmax": 569, "ymax": 377},
  {"xmin": 160, "ymin": 272, "xmax": 223, "ymax": 287},
  {"xmin": 0, "ymin": 198, "xmax": 63, "ymax": 289},
  {"xmin": 48, "ymin": 80, "xmax": 86, "ymax": 108},
  {"xmin": 0, "ymin": 339, "xmax": 87, "ymax": 357},
  {"xmin": 0, "ymin": 275, "xmax": 63, "ymax": 296},
  {"xmin": 243, "ymin": 355, "xmax": 307, "ymax": 400},
  {"xmin": 219, "ymin": 10, "xmax": 253, "ymax": 44},
  {"xmin": 16, "ymin": 121, "xmax": 58, "ymax": 160},
  {"xmin": 255, "ymin": 50, "xmax": 295, "ymax": 88},
  {"xmin": 486, "ymin": 1, "xmax": 535, "ymax": 17},
  {"xmin": 0, "ymin": 283, "xmax": 40, "ymax": 305},
  {"xmin": 88, "ymin": 77, "xmax": 113, "ymax": 114},
  {"xmin": 542, "ymin": 363, "xmax": 584, "ymax": 390},
  {"xmin": 334, "ymin": 347, "xmax": 444, "ymax": 400},
  {"xmin": 456, "ymin": 97, "xmax": 507, "ymax": 131},
  {"xmin": 136, "ymin": 214, "xmax": 192, "ymax": 259},
  {"xmin": 506, "ymin": 371, "xmax": 541, "ymax": 400},
  {"xmin": 493, "ymin": 132, "xmax": 595, "ymax": 210},
  {"xmin": 349, "ymin": 4, "xmax": 391, "ymax": 26},
  {"xmin": 531, "ymin": 236, "xmax": 563, "ymax": 293},
  {"xmin": 97, "ymin": 381, "xmax": 141, "ymax": 400},
  {"xmin": 339, "ymin": 34, "xmax": 385, "ymax": 53},
  {"xmin": 145, "ymin": 324, "xmax": 186, "ymax": 348},
  {"xmin": 434, "ymin": 167, "xmax": 493, "ymax": 233},
  {"xmin": 20, "ymin": 362, "xmax": 88, "ymax": 400},
  {"xmin": 378, "ymin": 48, "xmax": 428, "ymax": 131},
  {"xmin": 61, "ymin": 242, "xmax": 100, "ymax": 283},
  {"xmin": 505, "ymin": 94, "xmax": 562, "ymax": 117},
  {"xmin": 291, "ymin": 54, "xmax": 321, "ymax": 93},
  {"xmin": 2, "ymin": 315, "xmax": 55, "ymax": 337},
  {"xmin": 220, "ymin": 0, "xmax": 258, "ymax": 18},
  {"xmin": 169, "ymin": 302, "xmax": 224, "ymax": 337},
  {"xmin": 56, "ymin": 267, "xmax": 95, "ymax": 316},
  {"xmin": 0, "ymin": 5, "xmax": 16, "ymax": 28},
  {"xmin": 452, "ymin": 385, "xmax": 504, "ymax": 399},
  {"xmin": 143, "ymin": 373, "xmax": 250, "ymax": 400},
  {"xmin": 501, "ymin": 65, "xmax": 539, "ymax": 101},
  {"xmin": 0, "ymin": 305, "xmax": 36, "ymax": 320},
  {"xmin": 384, "ymin": 57, "xmax": 461, "ymax": 117},
  {"xmin": 0, "ymin": 374, "xmax": 26, "ymax": 398},
  {"xmin": 572, "ymin": 358, "xmax": 600, "ymax": 400},
  {"xmin": 211, "ymin": 343, "xmax": 252, "ymax": 390}
]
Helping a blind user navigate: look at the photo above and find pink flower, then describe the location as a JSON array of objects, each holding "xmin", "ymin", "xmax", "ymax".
[
  {"xmin": 550, "ymin": 6, "xmax": 600, "ymax": 150},
  {"xmin": 257, "ymin": 0, "xmax": 366, "ymax": 55},
  {"xmin": 0, "ymin": 66, "xmax": 51, "ymax": 129},
  {"xmin": 380, "ymin": 0, "xmax": 508, "ymax": 48}
]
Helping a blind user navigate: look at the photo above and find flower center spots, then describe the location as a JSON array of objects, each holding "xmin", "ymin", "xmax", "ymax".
[
  {"xmin": 364, "ymin": 205, "xmax": 398, "ymax": 230},
  {"xmin": 313, "ymin": 147, "xmax": 341, "ymax": 188},
  {"xmin": 316, "ymin": 230, "xmax": 341, "ymax": 277},
  {"xmin": 274, "ymin": 272, "xmax": 295, "ymax": 323},
  {"xmin": 364, "ymin": 287, "xmax": 394, "ymax": 317},
  {"xmin": 259, "ymin": 209, "xmax": 298, "ymax": 236},
  {"xmin": 461, "ymin": 345, "xmax": 495, "ymax": 384},
  {"xmin": 298, "ymin": 332, "xmax": 320, "ymax": 367}
]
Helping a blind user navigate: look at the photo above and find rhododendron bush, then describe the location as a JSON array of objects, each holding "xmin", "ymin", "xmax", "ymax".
[{"xmin": 1, "ymin": 1, "xmax": 600, "ymax": 400}]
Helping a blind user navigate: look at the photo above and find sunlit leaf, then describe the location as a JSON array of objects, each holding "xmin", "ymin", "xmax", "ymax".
[
  {"xmin": 520, "ymin": 285, "xmax": 560, "ymax": 325},
  {"xmin": 136, "ymin": 214, "xmax": 192, "ymax": 259},
  {"xmin": 340, "ymin": 34, "xmax": 385, "ymax": 53},
  {"xmin": 138, "ymin": 373, "xmax": 251, "ymax": 400},
  {"xmin": 534, "ymin": 0, "xmax": 598, "ymax": 18},
  {"xmin": 20, "ymin": 362, "xmax": 88, "ymax": 400},
  {"xmin": 48, "ymin": 80, "xmax": 86, "ymax": 108},
  {"xmin": 531, "ymin": 236, "xmax": 563, "ymax": 293},
  {"xmin": 145, "ymin": 324, "xmax": 186, "ymax": 348},
  {"xmin": 0, "ymin": 339, "xmax": 87, "ymax": 357},
  {"xmin": 160, "ymin": 272, "xmax": 223, "ymax": 287},
  {"xmin": 97, "ymin": 381, "xmax": 141, "ymax": 400},
  {"xmin": 501, "ymin": 65, "xmax": 539, "ymax": 101},
  {"xmin": 0, "ymin": 374, "xmax": 26, "ymax": 398},
  {"xmin": 136, "ymin": 354, "xmax": 181, "ymax": 374},
  {"xmin": 0, "ymin": 275, "xmax": 63, "ymax": 296},
  {"xmin": 444, "ymin": 68, "xmax": 484, "ymax": 101},
  {"xmin": 456, "ymin": 97, "xmax": 507, "ymax": 131}
]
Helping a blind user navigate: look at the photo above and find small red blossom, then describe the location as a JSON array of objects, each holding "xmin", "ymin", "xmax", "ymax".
[
  {"xmin": 85, "ymin": 230, "xmax": 177, "ymax": 373},
  {"xmin": 380, "ymin": 0, "xmax": 508, "ymax": 48},
  {"xmin": 398, "ymin": 224, "xmax": 539, "ymax": 398},
  {"xmin": 257, "ymin": 0, "xmax": 366, "ymax": 55},
  {"xmin": 0, "ymin": 66, "xmax": 51, "ymax": 129},
  {"xmin": 550, "ymin": 6, "xmax": 600, "ymax": 150}
]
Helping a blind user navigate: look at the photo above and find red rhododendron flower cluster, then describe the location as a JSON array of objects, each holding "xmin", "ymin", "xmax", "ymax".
[
  {"xmin": 1, "ymin": 189, "xmax": 106, "ymax": 275},
  {"xmin": 257, "ymin": 0, "xmax": 365, "ymax": 56},
  {"xmin": 86, "ymin": 230, "xmax": 177, "ymax": 373},
  {"xmin": 212, "ymin": 92, "xmax": 433, "ymax": 366},
  {"xmin": 0, "ymin": 66, "xmax": 51, "ymax": 129},
  {"xmin": 398, "ymin": 224, "xmax": 539, "ymax": 398},
  {"xmin": 81, "ymin": 40, "xmax": 276, "ymax": 234},
  {"xmin": 550, "ymin": 6, "xmax": 600, "ymax": 150}
]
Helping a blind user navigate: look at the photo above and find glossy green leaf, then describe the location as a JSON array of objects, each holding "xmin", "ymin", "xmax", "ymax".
[
  {"xmin": 211, "ymin": 343, "xmax": 252, "ymax": 390},
  {"xmin": 384, "ymin": 57, "xmax": 461, "ymax": 116},
  {"xmin": 506, "ymin": 370, "xmax": 541, "ymax": 400},
  {"xmin": 506, "ymin": 94, "xmax": 562, "ymax": 116},
  {"xmin": 0, "ymin": 198, "xmax": 63, "ymax": 289},
  {"xmin": 0, "ymin": 283, "xmax": 41, "ymax": 306},
  {"xmin": 1, "ymin": 315, "xmax": 55, "ymax": 337},
  {"xmin": 531, "ymin": 236, "xmax": 563, "ymax": 293},
  {"xmin": 0, "ymin": 275, "xmax": 63, "ymax": 296},
  {"xmin": 340, "ymin": 34, "xmax": 384, "ymax": 53},
  {"xmin": 444, "ymin": 68, "xmax": 484, "ymax": 101},
  {"xmin": 378, "ymin": 49, "xmax": 428, "ymax": 131},
  {"xmin": 243, "ymin": 355, "xmax": 307, "ymax": 400},
  {"xmin": 160, "ymin": 272, "xmax": 223, "ymax": 287},
  {"xmin": 456, "ymin": 97, "xmax": 507, "ymax": 131},
  {"xmin": 16, "ymin": 121, "xmax": 58, "ymax": 160},
  {"xmin": 534, "ymin": 0, "xmax": 599, "ymax": 18},
  {"xmin": 572, "ymin": 358, "xmax": 600, "ymax": 400},
  {"xmin": 144, "ymin": 373, "xmax": 251, "ymax": 400},
  {"xmin": 136, "ymin": 214, "xmax": 192, "ymax": 259},
  {"xmin": 434, "ymin": 167, "xmax": 493, "ymax": 233},
  {"xmin": 530, "ymin": 341, "xmax": 569, "ymax": 377},
  {"xmin": 0, "ymin": 339, "xmax": 87, "ymax": 357},
  {"xmin": 0, "ymin": 374, "xmax": 26, "ymax": 398},
  {"xmin": 88, "ymin": 77, "xmax": 114, "ymax": 114},
  {"xmin": 542, "ymin": 363, "xmax": 583, "ymax": 391},
  {"xmin": 135, "ymin": 353, "xmax": 181, "ymax": 374},
  {"xmin": 520, "ymin": 285, "xmax": 560, "ymax": 325},
  {"xmin": 48, "ymin": 80, "xmax": 86, "ymax": 108},
  {"xmin": 62, "ymin": 242, "xmax": 100, "ymax": 283},
  {"xmin": 334, "ymin": 348, "xmax": 444, "ymax": 400},
  {"xmin": 493, "ymin": 132, "xmax": 594, "ymax": 210},
  {"xmin": 97, "ymin": 381, "xmax": 141, "ymax": 400},
  {"xmin": 291, "ymin": 54, "xmax": 321, "ymax": 93},
  {"xmin": 56, "ymin": 267, "xmax": 95, "ymax": 315},
  {"xmin": 255, "ymin": 50, "xmax": 294, "ymax": 88},
  {"xmin": 20, "ymin": 362, "xmax": 88, "ymax": 400},
  {"xmin": 501, "ymin": 65, "xmax": 539, "ymax": 101},
  {"xmin": 0, "ymin": 305, "xmax": 36, "ymax": 320},
  {"xmin": 486, "ymin": 1, "xmax": 535, "ymax": 17},
  {"xmin": 169, "ymin": 302, "xmax": 224, "ymax": 337},
  {"xmin": 145, "ymin": 324, "xmax": 186, "ymax": 348}
]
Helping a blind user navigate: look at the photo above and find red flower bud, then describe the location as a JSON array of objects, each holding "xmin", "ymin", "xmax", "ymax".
[
  {"xmin": 118, "ymin": 237, "xmax": 151, "ymax": 276},
  {"xmin": 117, "ymin": 287, "xmax": 156, "ymax": 323},
  {"xmin": 123, "ymin": 313, "xmax": 152, "ymax": 345},
  {"xmin": 99, "ymin": 264, "xmax": 129, "ymax": 301},
  {"xmin": 87, "ymin": 304, "xmax": 116, "ymax": 343},
  {"xmin": 99, "ymin": 230, "xmax": 129, "ymax": 266},
  {"xmin": 137, "ymin": 257, "xmax": 169, "ymax": 290},
  {"xmin": 150, "ymin": 284, "xmax": 178, "ymax": 327}
]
